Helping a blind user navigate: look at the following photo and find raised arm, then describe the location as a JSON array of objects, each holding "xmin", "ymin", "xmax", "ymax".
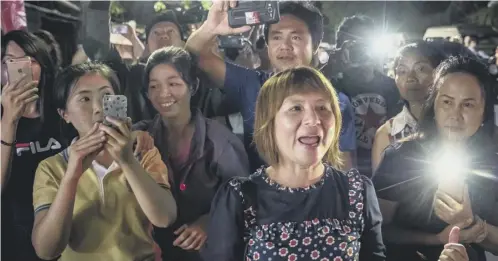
[{"xmin": 185, "ymin": 0, "xmax": 250, "ymax": 87}]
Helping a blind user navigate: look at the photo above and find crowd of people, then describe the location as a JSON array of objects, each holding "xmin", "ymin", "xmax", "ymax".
[{"xmin": 1, "ymin": 1, "xmax": 498, "ymax": 261}]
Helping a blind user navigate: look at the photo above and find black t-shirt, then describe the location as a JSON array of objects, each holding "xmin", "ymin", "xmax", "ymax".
[
  {"xmin": 2, "ymin": 117, "xmax": 64, "ymax": 261},
  {"xmin": 334, "ymin": 71, "xmax": 402, "ymax": 178},
  {"xmin": 373, "ymin": 140, "xmax": 498, "ymax": 261}
]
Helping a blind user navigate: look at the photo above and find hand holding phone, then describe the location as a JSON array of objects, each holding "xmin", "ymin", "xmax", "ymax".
[
  {"xmin": 1, "ymin": 73, "xmax": 39, "ymax": 124},
  {"xmin": 100, "ymin": 95, "xmax": 136, "ymax": 164},
  {"xmin": 434, "ymin": 183, "xmax": 474, "ymax": 225},
  {"xmin": 111, "ymin": 24, "xmax": 128, "ymax": 35},
  {"xmin": 202, "ymin": 1, "xmax": 251, "ymax": 36},
  {"xmin": 228, "ymin": 1, "xmax": 280, "ymax": 28}
]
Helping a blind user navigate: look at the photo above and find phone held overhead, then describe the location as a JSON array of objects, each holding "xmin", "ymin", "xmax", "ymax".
[{"xmin": 228, "ymin": 1, "xmax": 280, "ymax": 28}]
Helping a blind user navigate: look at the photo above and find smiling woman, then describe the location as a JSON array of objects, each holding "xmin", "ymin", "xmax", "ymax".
[
  {"xmin": 202, "ymin": 66, "xmax": 386, "ymax": 261},
  {"xmin": 134, "ymin": 46, "xmax": 249, "ymax": 261}
]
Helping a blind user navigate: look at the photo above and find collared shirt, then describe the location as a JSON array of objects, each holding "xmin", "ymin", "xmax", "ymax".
[
  {"xmin": 389, "ymin": 106, "xmax": 418, "ymax": 143},
  {"xmin": 32, "ymin": 147, "xmax": 169, "ymax": 261}
]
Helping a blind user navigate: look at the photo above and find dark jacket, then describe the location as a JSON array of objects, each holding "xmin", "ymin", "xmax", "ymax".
[{"xmin": 133, "ymin": 111, "xmax": 250, "ymax": 261}]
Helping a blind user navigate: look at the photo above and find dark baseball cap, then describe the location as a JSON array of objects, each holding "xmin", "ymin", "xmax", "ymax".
[{"xmin": 145, "ymin": 11, "xmax": 184, "ymax": 42}]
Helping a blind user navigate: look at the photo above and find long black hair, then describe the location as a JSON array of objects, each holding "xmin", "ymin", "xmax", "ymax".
[
  {"xmin": 34, "ymin": 30, "xmax": 62, "ymax": 70},
  {"xmin": 53, "ymin": 62, "xmax": 121, "ymax": 146},
  {"xmin": 1, "ymin": 30, "xmax": 57, "ymax": 126},
  {"xmin": 417, "ymin": 56, "xmax": 495, "ymax": 145}
]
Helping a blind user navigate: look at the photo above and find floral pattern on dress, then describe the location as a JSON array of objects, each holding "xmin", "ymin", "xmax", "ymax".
[{"xmin": 229, "ymin": 165, "xmax": 366, "ymax": 261}]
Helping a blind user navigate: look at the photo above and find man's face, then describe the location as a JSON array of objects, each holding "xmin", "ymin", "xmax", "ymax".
[
  {"xmin": 147, "ymin": 21, "xmax": 183, "ymax": 53},
  {"xmin": 267, "ymin": 14, "xmax": 314, "ymax": 72}
]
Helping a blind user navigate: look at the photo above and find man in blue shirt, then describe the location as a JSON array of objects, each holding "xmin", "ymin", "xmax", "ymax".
[{"xmin": 186, "ymin": 1, "xmax": 356, "ymax": 172}]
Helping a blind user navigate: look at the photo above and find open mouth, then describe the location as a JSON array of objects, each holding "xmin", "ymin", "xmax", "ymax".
[
  {"xmin": 160, "ymin": 101, "xmax": 176, "ymax": 108},
  {"xmin": 298, "ymin": 136, "xmax": 321, "ymax": 147},
  {"xmin": 277, "ymin": 56, "xmax": 295, "ymax": 61}
]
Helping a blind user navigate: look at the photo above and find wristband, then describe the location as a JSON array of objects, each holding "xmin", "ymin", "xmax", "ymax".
[{"xmin": 1, "ymin": 140, "xmax": 16, "ymax": 147}]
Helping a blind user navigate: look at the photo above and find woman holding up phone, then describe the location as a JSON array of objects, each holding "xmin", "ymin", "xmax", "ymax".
[
  {"xmin": 373, "ymin": 56, "xmax": 498, "ymax": 261},
  {"xmin": 1, "ymin": 30, "xmax": 61, "ymax": 261},
  {"xmin": 31, "ymin": 62, "xmax": 177, "ymax": 261}
]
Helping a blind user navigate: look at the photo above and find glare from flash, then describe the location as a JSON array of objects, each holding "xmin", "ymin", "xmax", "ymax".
[
  {"xmin": 371, "ymin": 34, "xmax": 398, "ymax": 58},
  {"xmin": 431, "ymin": 148, "xmax": 468, "ymax": 184}
]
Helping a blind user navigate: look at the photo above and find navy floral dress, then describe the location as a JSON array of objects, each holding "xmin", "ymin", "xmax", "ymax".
[{"xmin": 202, "ymin": 164, "xmax": 386, "ymax": 261}]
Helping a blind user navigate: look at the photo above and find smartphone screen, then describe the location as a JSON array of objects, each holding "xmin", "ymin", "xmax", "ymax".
[
  {"xmin": 111, "ymin": 24, "xmax": 128, "ymax": 35},
  {"xmin": 6, "ymin": 57, "xmax": 32, "ymax": 85}
]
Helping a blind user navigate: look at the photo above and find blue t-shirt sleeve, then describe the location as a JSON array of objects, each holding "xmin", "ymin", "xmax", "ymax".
[
  {"xmin": 338, "ymin": 92, "xmax": 357, "ymax": 151},
  {"xmin": 224, "ymin": 61, "xmax": 269, "ymax": 113}
]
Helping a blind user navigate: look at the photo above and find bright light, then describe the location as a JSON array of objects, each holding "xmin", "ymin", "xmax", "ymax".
[
  {"xmin": 370, "ymin": 33, "xmax": 403, "ymax": 58},
  {"xmin": 431, "ymin": 146, "xmax": 468, "ymax": 184}
]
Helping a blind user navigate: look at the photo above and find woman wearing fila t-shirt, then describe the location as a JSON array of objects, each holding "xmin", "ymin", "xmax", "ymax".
[{"xmin": 1, "ymin": 30, "xmax": 62, "ymax": 261}]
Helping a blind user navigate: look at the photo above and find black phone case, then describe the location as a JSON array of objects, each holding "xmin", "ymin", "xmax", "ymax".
[{"xmin": 218, "ymin": 35, "xmax": 245, "ymax": 49}]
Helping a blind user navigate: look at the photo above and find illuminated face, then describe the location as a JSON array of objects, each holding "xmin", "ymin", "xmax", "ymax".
[
  {"xmin": 267, "ymin": 14, "xmax": 314, "ymax": 72},
  {"xmin": 147, "ymin": 63, "xmax": 190, "ymax": 119},
  {"xmin": 274, "ymin": 91, "xmax": 335, "ymax": 167},
  {"xmin": 60, "ymin": 73, "xmax": 115, "ymax": 137},
  {"xmin": 395, "ymin": 53, "xmax": 435, "ymax": 102},
  {"xmin": 434, "ymin": 72, "xmax": 485, "ymax": 142}
]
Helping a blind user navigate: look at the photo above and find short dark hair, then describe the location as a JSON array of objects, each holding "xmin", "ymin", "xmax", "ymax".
[
  {"xmin": 335, "ymin": 15, "xmax": 375, "ymax": 47},
  {"xmin": 34, "ymin": 30, "xmax": 62, "ymax": 69},
  {"xmin": 53, "ymin": 62, "xmax": 121, "ymax": 145},
  {"xmin": 394, "ymin": 41, "xmax": 446, "ymax": 72},
  {"xmin": 417, "ymin": 56, "xmax": 495, "ymax": 142},
  {"xmin": 264, "ymin": 1, "xmax": 324, "ymax": 50},
  {"xmin": 1, "ymin": 30, "xmax": 57, "ymax": 126},
  {"xmin": 144, "ymin": 46, "xmax": 196, "ymax": 94}
]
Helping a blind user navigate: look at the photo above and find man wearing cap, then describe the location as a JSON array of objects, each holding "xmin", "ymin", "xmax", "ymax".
[
  {"xmin": 186, "ymin": 0, "xmax": 357, "ymax": 172},
  {"xmin": 142, "ymin": 12, "xmax": 185, "ymax": 60}
]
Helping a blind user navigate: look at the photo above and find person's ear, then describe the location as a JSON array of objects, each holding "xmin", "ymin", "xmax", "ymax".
[
  {"xmin": 190, "ymin": 78, "xmax": 200, "ymax": 96},
  {"xmin": 57, "ymin": 108, "xmax": 70, "ymax": 124}
]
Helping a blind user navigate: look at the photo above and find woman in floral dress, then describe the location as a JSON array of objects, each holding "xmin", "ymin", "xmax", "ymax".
[{"xmin": 201, "ymin": 67, "xmax": 386, "ymax": 261}]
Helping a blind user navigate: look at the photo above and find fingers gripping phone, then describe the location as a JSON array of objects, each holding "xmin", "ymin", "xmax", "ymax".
[
  {"xmin": 438, "ymin": 179, "xmax": 464, "ymax": 203},
  {"xmin": 6, "ymin": 57, "xmax": 32, "ymax": 84},
  {"xmin": 228, "ymin": 1, "xmax": 280, "ymax": 28},
  {"xmin": 103, "ymin": 95, "xmax": 128, "ymax": 127}
]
